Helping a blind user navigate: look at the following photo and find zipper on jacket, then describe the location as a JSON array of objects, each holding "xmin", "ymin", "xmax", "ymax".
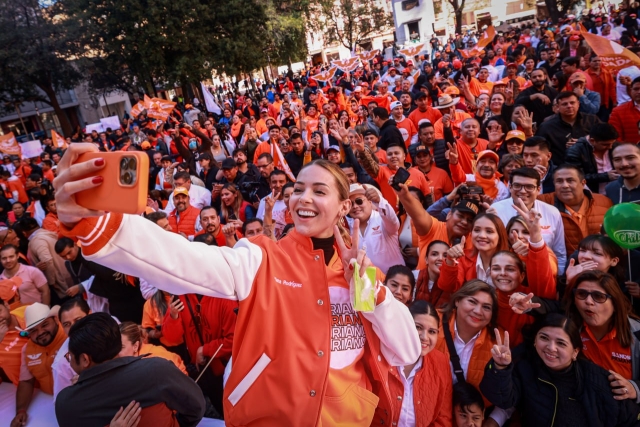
[{"xmin": 537, "ymin": 377, "xmax": 558, "ymax": 427}]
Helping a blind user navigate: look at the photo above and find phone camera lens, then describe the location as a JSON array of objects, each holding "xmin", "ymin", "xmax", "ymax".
[
  {"xmin": 127, "ymin": 158, "xmax": 137, "ymax": 170},
  {"xmin": 120, "ymin": 158, "xmax": 129, "ymax": 170},
  {"xmin": 121, "ymin": 171, "xmax": 133, "ymax": 185}
]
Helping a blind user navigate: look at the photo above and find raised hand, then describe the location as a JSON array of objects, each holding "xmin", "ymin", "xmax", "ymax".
[
  {"xmin": 169, "ymin": 296, "xmax": 184, "ymax": 320},
  {"xmin": 334, "ymin": 219, "xmax": 373, "ymax": 284},
  {"xmin": 511, "ymin": 197, "xmax": 542, "ymax": 243},
  {"xmin": 447, "ymin": 142, "xmax": 459, "ymax": 165},
  {"xmin": 626, "ymin": 281, "xmax": 640, "ymax": 298},
  {"xmin": 509, "ymin": 292, "xmax": 541, "ymax": 314},
  {"xmin": 565, "ymin": 258, "xmax": 600, "ymax": 284},
  {"xmin": 491, "ymin": 329, "xmax": 512, "ymax": 368},
  {"xmin": 264, "ymin": 191, "xmax": 280, "ymax": 214},
  {"xmin": 353, "ymin": 133, "xmax": 366, "ymax": 153},
  {"xmin": 445, "ymin": 235, "xmax": 466, "ymax": 265},
  {"xmin": 365, "ymin": 186, "xmax": 380, "ymax": 204},
  {"xmin": 511, "ymin": 230, "xmax": 529, "ymax": 257}
]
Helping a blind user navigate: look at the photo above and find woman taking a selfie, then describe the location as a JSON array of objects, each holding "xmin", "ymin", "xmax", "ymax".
[
  {"xmin": 414, "ymin": 240, "xmax": 451, "ymax": 308},
  {"xmin": 53, "ymin": 145, "xmax": 420, "ymax": 427},
  {"xmin": 219, "ymin": 183, "xmax": 256, "ymax": 226},
  {"xmin": 480, "ymin": 313, "xmax": 640, "ymax": 427}
]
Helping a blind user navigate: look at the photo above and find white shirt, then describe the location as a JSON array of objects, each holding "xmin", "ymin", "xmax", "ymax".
[
  {"xmin": 617, "ymin": 66, "xmax": 640, "ymax": 105},
  {"xmin": 397, "ymin": 357, "xmax": 423, "ymax": 427},
  {"xmin": 492, "ymin": 198, "xmax": 567, "ymax": 271},
  {"xmin": 346, "ymin": 196, "xmax": 405, "ymax": 274},
  {"xmin": 52, "ymin": 338, "xmax": 74, "ymax": 403},
  {"xmin": 256, "ymin": 196, "xmax": 287, "ymax": 238},
  {"xmin": 475, "ymin": 255, "xmax": 492, "ymax": 286},
  {"xmin": 163, "ymin": 183, "xmax": 211, "ymax": 213}
]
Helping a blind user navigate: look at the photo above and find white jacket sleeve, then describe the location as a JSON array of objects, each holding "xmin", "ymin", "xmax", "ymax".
[
  {"xmin": 550, "ymin": 211, "xmax": 567, "ymax": 272},
  {"xmin": 376, "ymin": 197, "xmax": 400, "ymax": 236},
  {"xmin": 84, "ymin": 214, "xmax": 263, "ymax": 301},
  {"xmin": 362, "ymin": 285, "xmax": 421, "ymax": 366}
]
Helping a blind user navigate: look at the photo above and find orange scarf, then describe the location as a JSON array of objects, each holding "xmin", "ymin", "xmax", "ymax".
[{"xmin": 474, "ymin": 172, "xmax": 502, "ymax": 200}]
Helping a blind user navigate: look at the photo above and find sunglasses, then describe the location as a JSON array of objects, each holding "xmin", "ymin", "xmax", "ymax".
[
  {"xmin": 353, "ymin": 197, "xmax": 365, "ymax": 206},
  {"xmin": 573, "ymin": 288, "xmax": 611, "ymax": 304}
]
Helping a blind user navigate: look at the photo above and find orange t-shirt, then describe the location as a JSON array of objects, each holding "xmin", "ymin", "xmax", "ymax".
[
  {"xmin": 42, "ymin": 213, "xmax": 60, "ymax": 236},
  {"xmin": 581, "ymin": 325, "xmax": 632, "ymax": 379},
  {"xmin": 434, "ymin": 111, "xmax": 472, "ymax": 140},
  {"xmin": 5, "ymin": 179, "xmax": 28, "ymax": 204},
  {"xmin": 139, "ymin": 343, "xmax": 188, "ymax": 375},
  {"xmin": 394, "ymin": 117, "xmax": 417, "ymax": 147},
  {"xmin": 374, "ymin": 149, "xmax": 388, "ymax": 165},
  {"xmin": 417, "ymin": 219, "xmax": 450, "ymax": 271},
  {"xmin": 408, "ymin": 107, "xmax": 443, "ymax": 129},
  {"xmin": 43, "ymin": 169, "xmax": 55, "ymax": 182},
  {"xmin": 141, "ymin": 297, "xmax": 183, "ymax": 348},
  {"xmin": 0, "ymin": 306, "xmax": 28, "ymax": 385},
  {"xmin": 411, "ymin": 165, "xmax": 454, "ymax": 201},
  {"xmin": 375, "ymin": 166, "xmax": 431, "ymax": 212},
  {"xmin": 469, "ymin": 78, "xmax": 494, "ymax": 97}
]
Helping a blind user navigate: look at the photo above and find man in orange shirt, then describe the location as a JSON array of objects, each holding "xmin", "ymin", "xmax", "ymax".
[
  {"xmin": 42, "ymin": 160, "xmax": 55, "ymax": 182},
  {"xmin": 42, "ymin": 198, "xmax": 60, "ymax": 236},
  {"xmin": 433, "ymin": 95, "xmax": 472, "ymax": 140},
  {"xmin": 448, "ymin": 118, "xmax": 490, "ymax": 175},
  {"xmin": 469, "ymin": 68, "xmax": 494, "ymax": 97},
  {"xmin": 501, "ymin": 63, "xmax": 528, "ymax": 88},
  {"xmin": 0, "ymin": 290, "xmax": 28, "ymax": 386},
  {"xmin": 408, "ymin": 92, "xmax": 443, "ymax": 129},
  {"xmin": 390, "ymin": 101, "xmax": 417, "ymax": 147},
  {"xmin": 411, "ymin": 145, "xmax": 453, "ymax": 201},
  {"xmin": 0, "ymin": 169, "xmax": 28, "ymax": 205}
]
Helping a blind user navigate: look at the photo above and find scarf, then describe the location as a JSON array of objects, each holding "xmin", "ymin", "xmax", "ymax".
[{"xmin": 474, "ymin": 171, "xmax": 502, "ymax": 200}]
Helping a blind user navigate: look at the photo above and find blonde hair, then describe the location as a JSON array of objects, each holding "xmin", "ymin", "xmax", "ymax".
[
  {"xmin": 220, "ymin": 183, "xmax": 243, "ymax": 222},
  {"xmin": 119, "ymin": 321, "xmax": 145, "ymax": 355},
  {"xmin": 300, "ymin": 159, "xmax": 352, "ymax": 246}
]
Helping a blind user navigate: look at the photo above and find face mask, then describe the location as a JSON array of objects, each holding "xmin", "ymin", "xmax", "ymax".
[{"xmin": 189, "ymin": 139, "xmax": 198, "ymax": 150}]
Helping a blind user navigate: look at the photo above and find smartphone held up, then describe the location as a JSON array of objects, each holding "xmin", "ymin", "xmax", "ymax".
[{"xmin": 74, "ymin": 152, "xmax": 149, "ymax": 215}]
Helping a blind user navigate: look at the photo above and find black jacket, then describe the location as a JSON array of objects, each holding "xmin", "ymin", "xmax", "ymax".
[
  {"xmin": 515, "ymin": 85, "xmax": 559, "ymax": 128},
  {"xmin": 566, "ymin": 137, "xmax": 614, "ymax": 193},
  {"xmin": 540, "ymin": 161, "xmax": 558, "ymax": 195},
  {"xmin": 56, "ymin": 356, "xmax": 205, "ymax": 427},
  {"xmin": 408, "ymin": 139, "xmax": 450, "ymax": 177},
  {"xmin": 377, "ymin": 119, "xmax": 405, "ymax": 151},
  {"xmin": 536, "ymin": 112, "xmax": 601, "ymax": 164},
  {"xmin": 284, "ymin": 150, "xmax": 319, "ymax": 177},
  {"xmin": 480, "ymin": 354, "xmax": 640, "ymax": 427}
]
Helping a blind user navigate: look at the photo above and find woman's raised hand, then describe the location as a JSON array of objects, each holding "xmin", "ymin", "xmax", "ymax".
[
  {"xmin": 334, "ymin": 219, "xmax": 373, "ymax": 284},
  {"xmin": 53, "ymin": 143, "xmax": 106, "ymax": 227},
  {"xmin": 509, "ymin": 292, "xmax": 541, "ymax": 314},
  {"xmin": 491, "ymin": 329, "xmax": 512, "ymax": 368}
]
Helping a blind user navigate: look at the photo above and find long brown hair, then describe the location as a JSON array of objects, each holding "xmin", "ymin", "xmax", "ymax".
[
  {"xmin": 563, "ymin": 270, "xmax": 636, "ymax": 348},
  {"xmin": 220, "ymin": 183, "xmax": 243, "ymax": 223},
  {"xmin": 470, "ymin": 213, "xmax": 510, "ymax": 256},
  {"xmin": 443, "ymin": 279, "xmax": 498, "ymax": 338},
  {"xmin": 299, "ymin": 159, "xmax": 351, "ymax": 246}
]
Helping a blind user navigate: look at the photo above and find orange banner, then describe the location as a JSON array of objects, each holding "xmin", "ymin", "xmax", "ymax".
[
  {"xmin": 399, "ymin": 44, "xmax": 425, "ymax": 58},
  {"xmin": 332, "ymin": 57, "xmax": 361, "ymax": 73},
  {"xmin": 51, "ymin": 130, "xmax": 68, "ymax": 149},
  {"xmin": 359, "ymin": 95, "xmax": 391, "ymax": 112},
  {"xmin": 357, "ymin": 50, "xmax": 380, "ymax": 63},
  {"xmin": 310, "ymin": 66, "xmax": 338, "ymax": 83},
  {"xmin": 477, "ymin": 26, "xmax": 496, "ymax": 49},
  {"xmin": 130, "ymin": 101, "xmax": 144, "ymax": 118},
  {"xmin": 0, "ymin": 133, "xmax": 21, "ymax": 156},
  {"xmin": 459, "ymin": 47, "xmax": 485, "ymax": 59},
  {"xmin": 580, "ymin": 31, "xmax": 640, "ymax": 72},
  {"xmin": 144, "ymin": 95, "xmax": 176, "ymax": 121}
]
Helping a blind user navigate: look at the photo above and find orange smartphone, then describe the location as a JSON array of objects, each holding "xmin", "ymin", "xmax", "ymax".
[{"xmin": 74, "ymin": 152, "xmax": 149, "ymax": 215}]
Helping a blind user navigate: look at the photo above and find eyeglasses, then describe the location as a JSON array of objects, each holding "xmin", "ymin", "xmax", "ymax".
[
  {"xmin": 510, "ymin": 183, "xmax": 537, "ymax": 192},
  {"xmin": 353, "ymin": 197, "xmax": 365, "ymax": 206},
  {"xmin": 64, "ymin": 352, "xmax": 72, "ymax": 364},
  {"xmin": 573, "ymin": 288, "xmax": 612, "ymax": 304},
  {"xmin": 257, "ymin": 162, "xmax": 273, "ymax": 169}
]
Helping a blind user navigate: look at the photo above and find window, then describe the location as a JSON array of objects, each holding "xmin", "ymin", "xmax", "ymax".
[
  {"xmin": 402, "ymin": 0, "xmax": 419, "ymax": 10},
  {"xmin": 433, "ymin": 0, "xmax": 442, "ymax": 14},
  {"xmin": 407, "ymin": 21, "xmax": 420, "ymax": 41}
]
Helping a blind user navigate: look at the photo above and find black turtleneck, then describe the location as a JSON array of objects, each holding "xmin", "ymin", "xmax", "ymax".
[{"xmin": 311, "ymin": 236, "xmax": 335, "ymax": 265}]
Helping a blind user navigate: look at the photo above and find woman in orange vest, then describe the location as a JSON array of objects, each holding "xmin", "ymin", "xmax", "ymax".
[
  {"xmin": 388, "ymin": 300, "xmax": 453, "ymax": 426},
  {"xmin": 119, "ymin": 321, "xmax": 187, "ymax": 375},
  {"xmin": 414, "ymin": 240, "xmax": 451, "ymax": 309},
  {"xmin": 219, "ymin": 183, "xmax": 255, "ymax": 225},
  {"xmin": 434, "ymin": 280, "xmax": 508, "ymax": 422},
  {"xmin": 438, "ymin": 213, "xmax": 510, "ymax": 294},
  {"xmin": 54, "ymin": 145, "xmax": 421, "ymax": 427}
]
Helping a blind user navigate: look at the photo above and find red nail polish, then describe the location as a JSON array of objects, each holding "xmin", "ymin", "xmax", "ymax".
[
  {"xmin": 95, "ymin": 158, "xmax": 105, "ymax": 166},
  {"xmin": 348, "ymin": 264, "xmax": 353, "ymax": 270},
  {"xmin": 92, "ymin": 176, "xmax": 103, "ymax": 184}
]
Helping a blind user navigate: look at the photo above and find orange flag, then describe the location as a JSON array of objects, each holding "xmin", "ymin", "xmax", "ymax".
[
  {"xmin": 331, "ymin": 57, "xmax": 361, "ymax": 73},
  {"xmin": 144, "ymin": 95, "xmax": 177, "ymax": 121},
  {"xmin": 130, "ymin": 101, "xmax": 145, "ymax": 118},
  {"xmin": 580, "ymin": 31, "xmax": 640, "ymax": 71},
  {"xmin": 398, "ymin": 44, "xmax": 425, "ymax": 58},
  {"xmin": 477, "ymin": 26, "xmax": 496, "ymax": 49},
  {"xmin": 0, "ymin": 133, "xmax": 21, "ymax": 156},
  {"xmin": 51, "ymin": 130, "xmax": 68, "ymax": 149},
  {"xmin": 357, "ymin": 50, "xmax": 380, "ymax": 63},
  {"xmin": 359, "ymin": 95, "xmax": 391, "ymax": 112},
  {"xmin": 310, "ymin": 66, "xmax": 338, "ymax": 83},
  {"xmin": 459, "ymin": 47, "xmax": 485, "ymax": 59}
]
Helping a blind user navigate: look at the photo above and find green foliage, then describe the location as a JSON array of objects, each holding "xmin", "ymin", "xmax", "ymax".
[{"xmin": 308, "ymin": 0, "xmax": 394, "ymax": 53}]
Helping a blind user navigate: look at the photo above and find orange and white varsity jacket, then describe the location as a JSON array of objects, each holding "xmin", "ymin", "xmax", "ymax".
[{"xmin": 62, "ymin": 213, "xmax": 420, "ymax": 427}]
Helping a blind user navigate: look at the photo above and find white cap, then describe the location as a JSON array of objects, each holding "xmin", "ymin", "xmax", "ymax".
[
  {"xmin": 18, "ymin": 303, "xmax": 59, "ymax": 332},
  {"xmin": 349, "ymin": 183, "xmax": 367, "ymax": 195},
  {"xmin": 390, "ymin": 101, "xmax": 403, "ymax": 111}
]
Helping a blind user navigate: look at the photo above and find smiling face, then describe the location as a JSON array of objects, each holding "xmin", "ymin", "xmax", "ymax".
[
  {"xmin": 490, "ymin": 253, "xmax": 525, "ymax": 293},
  {"xmin": 386, "ymin": 146, "xmax": 406, "ymax": 169},
  {"xmin": 455, "ymin": 291, "xmax": 493, "ymax": 333},
  {"xmin": 490, "ymin": 94, "xmax": 505, "ymax": 113},
  {"xmin": 349, "ymin": 192, "xmax": 372, "ymax": 222},
  {"xmin": 535, "ymin": 326, "xmax": 579, "ymax": 371},
  {"xmin": 612, "ymin": 144, "xmax": 640, "ymax": 180},
  {"xmin": 289, "ymin": 164, "xmax": 351, "ymax": 239},
  {"xmin": 471, "ymin": 217, "xmax": 499, "ymax": 253},
  {"xmin": 220, "ymin": 188, "xmax": 236, "ymax": 207},
  {"xmin": 553, "ymin": 168, "xmax": 585, "ymax": 207},
  {"xmin": 414, "ymin": 313, "xmax": 439, "ymax": 356},
  {"xmin": 460, "ymin": 120, "xmax": 480, "ymax": 142},
  {"xmin": 507, "ymin": 220, "xmax": 530, "ymax": 246},
  {"xmin": 427, "ymin": 242, "xmax": 449, "ymax": 278},
  {"xmin": 447, "ymin": 209, "xmax": 474, "ymax": 237},
  {"xmin": 30, "ymin": 317, "xmax": 59, "ymax": 347},
  {"xmin": 386, "ymin": 273, "xmax": 413, "ymax": 304},
  {"xmin": 476, "ymin": 157, "xmax": 497, "ymax": 179},
  {"xmin": 574, "ymin": 280, "xmax": 614, "ymax": 333}
]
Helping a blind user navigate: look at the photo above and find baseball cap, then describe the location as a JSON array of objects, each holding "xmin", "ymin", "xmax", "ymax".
[
  {"xmin": 453, "ymin": 59, "xmax": 463, "ymax": 70},
  {"xmin": 507, "ymin": 62, "xmax": 518, "ymax": 68},
  {"xmin": 452, "ymin": 200, "xmax": 479, "ymax": 216},
  {"xmin": 221, "ymin": 158, "xmax": 238, "ymax": 169},
  {"xmin": 444, "ymin": 86, "xmax": 461, "ymax": 96},
  {"xmin": 0, "ymin": 277, "xmax": 22, "ymax": 302},
  {"xmin": 327, "ymin": 145, "xmax": 341, "ymax": 153},
  {"xmin": 406, "ymin": 59, "xmax": 414, "ymax": 66},
  {"xmin": 173, "ymin": 187, "xmax": 189, "ymax": 198},
  {"xmin": 415, "ymin": 145, "xmax": 431, "ymax": 156},
  {"xmin": 141, "ymin": 141, "xmax": 151, "ymax": 150},
  {"xmin": 18, "ymin": 303, "xmax": 60, "ymax": 332},
  {"xmin": 390, "ymin": 101, "xmax": 403, "ymax": 110},
  {"xmin": 415, "ymin": 92, "xmax": 428, "ymax": 100},
  {"xmin": 506, "ymin": 130, "xmax": 526, "ymax": 142},
  {"xmin": 362, "ymin": 129, "xmax": 379, "ymax": 138},
  {"xmin": 595, "ymin": 16, "xmax": 602, "ymax": 21},
  {"xmin": 477, "ymin": 150, "xmax": 499, "ymax": 163},
  {"xmin": 570, "ymin": 71, "xmax": 587, "ymax": 83},
  {"xmin": 354, "ymin": 86, "xmax": 363, "ymax": 93},
  {"xmin": 388, "ymin": 67, "xmax": 397, "ymax": 72},
  {"xmin": 569, "ymin": 34, "xmax": 581, "ymax": 41},
  {"xmin": 260, "ymin": 108, "xmax": 269, "ymax": 113}
]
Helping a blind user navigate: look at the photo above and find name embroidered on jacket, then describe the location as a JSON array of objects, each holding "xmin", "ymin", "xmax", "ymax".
[
  {"xmin": 274, "ymin": 276, "xmax": 302, "ymax": 288},
  {"xmin": 612, "ymin": 352, "xmax": 632, "ymax": 363}
]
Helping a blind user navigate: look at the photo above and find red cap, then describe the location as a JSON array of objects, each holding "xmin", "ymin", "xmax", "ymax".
[
  {"xmin": 388, "ymin": 67, "xmax": 397, "ymax": 72},
  {"xmin": 507, "ymin": 62, "xmax": 517, "ymax": 68},
  {"xmin": 453, "ymin": 59, "xmax": 462, "ymax": 70},
  {"xmin": 569, "ymin": 34, "xmax": 581, "ymax": 41}
]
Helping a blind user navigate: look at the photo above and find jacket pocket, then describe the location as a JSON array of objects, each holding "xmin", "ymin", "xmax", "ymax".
[
  {"xmin": 227, "ymin": 353, "xmax": 271, "ymax": 407},
  {"xmin": 320, "ymin": 383, "xmax": 380, "ymax": 426}
]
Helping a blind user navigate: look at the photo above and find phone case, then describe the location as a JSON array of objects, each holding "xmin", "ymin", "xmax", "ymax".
[
  {"xmin": 75, "ymin": 152, "xmax": 149, "ymax": 215},
  {"xmin": 391, "ymin": 168, "xmax": 411, "ymax": 191}
]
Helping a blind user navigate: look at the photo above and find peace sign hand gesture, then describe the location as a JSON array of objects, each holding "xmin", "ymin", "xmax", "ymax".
[
  {"xmin": 447, "ymin": 142, "xmax": 459, "ymax": 165},
  {"xmin": 511, "ymin": 197, "xmax": 542, "ymax": 244},
  {"xmin": 334, "ymin": 219, "xmax": 374, "ymax": 284},
  {"xmin": 509, "ymin": 292, "xmax": 541, "ymax": 314},
  {"xmin": 491, "ymin": 329, "xmax": 512, "ymax": 368}
]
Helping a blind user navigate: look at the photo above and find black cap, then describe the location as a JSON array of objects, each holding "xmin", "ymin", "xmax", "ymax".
[
  {"xmin": 221, "ymin": 158, "xmax": 237, "ymax": 169},
  {"xmin": 362, "ymin": 129, "xmax": 379, "ymax": 138},
  {"xmin": 452, "ymin": 200, "xmax": 479, "ymax": 216},
  {"xmin": 415, "ymin": 92, "xmax": 428, "ymax": 100}
]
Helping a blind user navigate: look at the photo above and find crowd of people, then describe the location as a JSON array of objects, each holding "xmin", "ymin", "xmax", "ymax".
[{"xmin": 3, "ymin": 4, "xmax": 640, "ymax": 427}]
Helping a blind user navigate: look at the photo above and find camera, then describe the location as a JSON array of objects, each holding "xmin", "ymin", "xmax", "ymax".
[
  {"xmin": 458, "ymin": 185, "xmax": 483, "ymax": 196},
  {"xmin": 119, "ymin": 156, "xmax": 138, "ymax": 186},
  {"xmin": 239, "ymin": 181, "xmax": 261, "ymax": 203}
]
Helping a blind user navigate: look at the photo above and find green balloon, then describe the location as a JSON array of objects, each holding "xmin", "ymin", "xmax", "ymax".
[{"xmin": 603, "ymin": 203, "xmax": 640, "ymax": 249}]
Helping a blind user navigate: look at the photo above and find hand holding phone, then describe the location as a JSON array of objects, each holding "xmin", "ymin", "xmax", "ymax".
[{"xmin": 391, "ymin": 168, "xmax": 411, "ymax": 191}]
